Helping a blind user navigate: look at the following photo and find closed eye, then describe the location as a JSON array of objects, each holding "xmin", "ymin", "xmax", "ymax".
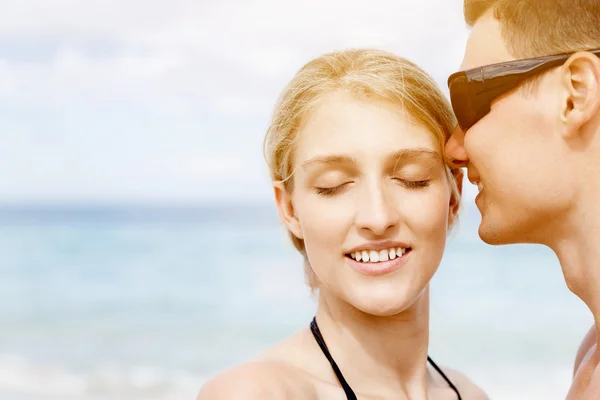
[
  {"xmin": 315, "ymin": 182, "xmax": 352, "ymax": 196},
  {"xmin": 394, "ymin": 179, "xmax": 430, "ymax": 189}
]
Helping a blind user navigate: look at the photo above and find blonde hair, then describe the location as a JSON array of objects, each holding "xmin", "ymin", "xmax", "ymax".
[
  {"xmin": 263, "ymin": 48, "xmax": 460, "ymax": 289},
  {"xmin": 464, "ymin": 0, "xmax": 600, "ymax": 58}
]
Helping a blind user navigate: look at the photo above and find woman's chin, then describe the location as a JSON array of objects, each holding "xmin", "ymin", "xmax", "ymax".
[
  {"xmin": 358, "ymin": 304, "xmax": 408, "ymax": 317},
  {"xmin": 346, "ymin": 287, "xmax": 419, "ymax": 317}
]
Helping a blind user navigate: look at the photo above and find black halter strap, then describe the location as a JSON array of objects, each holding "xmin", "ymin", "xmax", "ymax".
[
  {"xmin": 309, "ymin": 317, "xmax": 462, "ymax": 400},
  {"xmin": 310, "ymin": 317, "xmax": 357, "ymax": 399}
]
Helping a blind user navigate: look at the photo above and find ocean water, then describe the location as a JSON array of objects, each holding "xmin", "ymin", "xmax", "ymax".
[{"xmin": 0, "ymin": 202, "xmax": 592, "ymax": 400}]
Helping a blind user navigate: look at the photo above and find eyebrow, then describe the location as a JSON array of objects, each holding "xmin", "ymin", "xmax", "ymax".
[
  {"xmin": 301, "ymin": 148, "xmax": 441, "ymax": 169},
  {"xmin": 389, "ymin": 148, "xmax": 441, "ymax": 165}
]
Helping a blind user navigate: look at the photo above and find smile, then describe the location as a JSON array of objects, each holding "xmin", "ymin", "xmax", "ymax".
[{"xmin": 346, "ymin": 247, "xmax": 411, "ymax": 263}]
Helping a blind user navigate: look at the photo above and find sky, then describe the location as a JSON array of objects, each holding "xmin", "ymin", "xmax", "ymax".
[{"xmin": 0, "ymin": 0, "xmax": 479, "ymax": 204}]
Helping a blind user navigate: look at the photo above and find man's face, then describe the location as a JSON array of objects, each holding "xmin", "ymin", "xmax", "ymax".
[{"xmin": 445, "ymin": 10, "xmax": 577, "ymax": 245}]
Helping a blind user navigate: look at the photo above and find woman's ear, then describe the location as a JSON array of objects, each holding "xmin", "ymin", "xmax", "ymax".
[{"xmin": 273, "ymin": 181, "xmax": 303, "ymax": 239}]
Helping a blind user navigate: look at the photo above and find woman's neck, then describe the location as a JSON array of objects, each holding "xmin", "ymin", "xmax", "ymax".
[{"xmin": 313, "ymin": 288, "xmax": 431, "ymax": 399}]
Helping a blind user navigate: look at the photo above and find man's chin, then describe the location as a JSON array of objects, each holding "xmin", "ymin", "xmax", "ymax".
[
  {"xmin": 478, "ymin": 218, "xmax": 516, "ymax": 246},
  {"xmin": 478, "ymin": 229, "xmax": 505, "ymax": 245},
  {"xmin": 478, "ymin": 204, "xmax": 546, "ymax": 246}
]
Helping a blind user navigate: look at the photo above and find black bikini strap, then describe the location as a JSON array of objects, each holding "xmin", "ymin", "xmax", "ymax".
[
  {"xmin": 310, "ymin": 317, "xmax": 462, "ymax": 400},
  {"xmin": 310, "ymin": 317, "xmax": 358, "ymax": 400},
  {"xmin": 427, "ymin": 355, "xmax": 462, "ymax": 400}
]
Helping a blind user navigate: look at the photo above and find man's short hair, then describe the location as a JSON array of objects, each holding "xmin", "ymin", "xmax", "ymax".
[{"xmin": 464, "ymin": 0, "xmax": 600, "ymax": 58}]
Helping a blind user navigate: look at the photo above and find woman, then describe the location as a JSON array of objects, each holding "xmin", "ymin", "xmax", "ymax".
[{"xmin": 198, "ymin": 49, "xmax": 488, "ymax": 400}]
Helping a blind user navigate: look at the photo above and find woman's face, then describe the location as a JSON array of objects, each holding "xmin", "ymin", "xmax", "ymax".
[{"xmin": 275, "ymin": 91, "xmax": 458, "ymax": 316}]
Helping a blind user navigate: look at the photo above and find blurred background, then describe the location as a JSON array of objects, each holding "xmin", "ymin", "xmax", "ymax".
[{"xmin": 0, "ymin": 0, "xmax": 592, "ymax": 399}]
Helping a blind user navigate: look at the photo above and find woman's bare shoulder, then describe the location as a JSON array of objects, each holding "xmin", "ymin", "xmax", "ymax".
[
  {"xmin": 197, "ymin": 359, "xmax": 316, "ymax": 400},
  {"xmin": 197, "ymin": 332, "xmax": 319, "ymax": 400}
]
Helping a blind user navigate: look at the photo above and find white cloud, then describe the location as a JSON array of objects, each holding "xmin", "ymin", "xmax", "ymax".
[{"xmin": 0, "ymin": 0, "xmax": 470, "ymax": 203}]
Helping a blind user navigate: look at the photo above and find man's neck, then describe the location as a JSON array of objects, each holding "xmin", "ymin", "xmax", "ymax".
[
  {"xmin": 313, "ymin": 289, "xmax": 430, "ymax": 399},
  {"xmin": 553, "ymin": 126, "xmax": 600, "ymax": 325},
  {"xmin": 551, "ymin": 190, "xmax": 600, "ymax": 322}
]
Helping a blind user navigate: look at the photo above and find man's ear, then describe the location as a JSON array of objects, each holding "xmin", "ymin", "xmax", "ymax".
[
  {"xmin": 559, "ymin": 51, "xmax": 600, "ymax": 139},
  {"xmin": 273, "ymin": 181, "xmax": 303, "ymax": 239},
  {"xmin": 448, "ymin": 168, "xmax": 463, "ymax": 227}
]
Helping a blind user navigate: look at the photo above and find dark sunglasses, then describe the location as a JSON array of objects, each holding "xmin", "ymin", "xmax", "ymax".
[{"xmin": 447, "ymin": 48, "xmax": 600, "ymax": 131}]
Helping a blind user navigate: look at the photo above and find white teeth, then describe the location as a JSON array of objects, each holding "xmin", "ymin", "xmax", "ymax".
[
  {"xmin": 369, "ymin": 250, "xmax": 379, "ymax": 262},
  {"xmin": 477, "ymin": 182, "xmax": 483, "ymax": 192},
  {"xmin": 350, "ymin": 247, "xmax": 409, "ymax": 263},
  {"xmin": 362, "ymin": 250, "xmax": 369, "ymax": 262},
  {"xmin": 379, "ymin": 250, "xmax": 389, "ymax": 262}
]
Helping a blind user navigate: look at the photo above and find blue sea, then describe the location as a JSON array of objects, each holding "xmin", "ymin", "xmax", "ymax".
[{"xmin": 0, "ymin": 202, "xmax": 592, "ymax": 399}]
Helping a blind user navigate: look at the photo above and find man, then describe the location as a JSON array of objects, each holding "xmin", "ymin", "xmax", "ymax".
[{"xmin": 444, "ymin": 0, "xmax": 600, "ymax": 398}]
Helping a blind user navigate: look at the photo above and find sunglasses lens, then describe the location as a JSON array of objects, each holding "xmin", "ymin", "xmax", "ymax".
[{"xmin": 448, "ymin": 75, "xmax": 477, "ymax": 131}]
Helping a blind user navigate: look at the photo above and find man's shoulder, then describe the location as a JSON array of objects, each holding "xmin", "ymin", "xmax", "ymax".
[
  {"xmin": 574, "ymin": 324, "xmax": 597, "ymax": 376},
  {"xmin": 197, "ymin": 360, "xmax": 314, "ymax": 400}
]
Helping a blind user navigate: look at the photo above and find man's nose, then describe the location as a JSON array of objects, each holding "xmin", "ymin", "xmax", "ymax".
[{"xmin": 444, "ymin": 125, "xmax": 469, "ymax": 169}]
